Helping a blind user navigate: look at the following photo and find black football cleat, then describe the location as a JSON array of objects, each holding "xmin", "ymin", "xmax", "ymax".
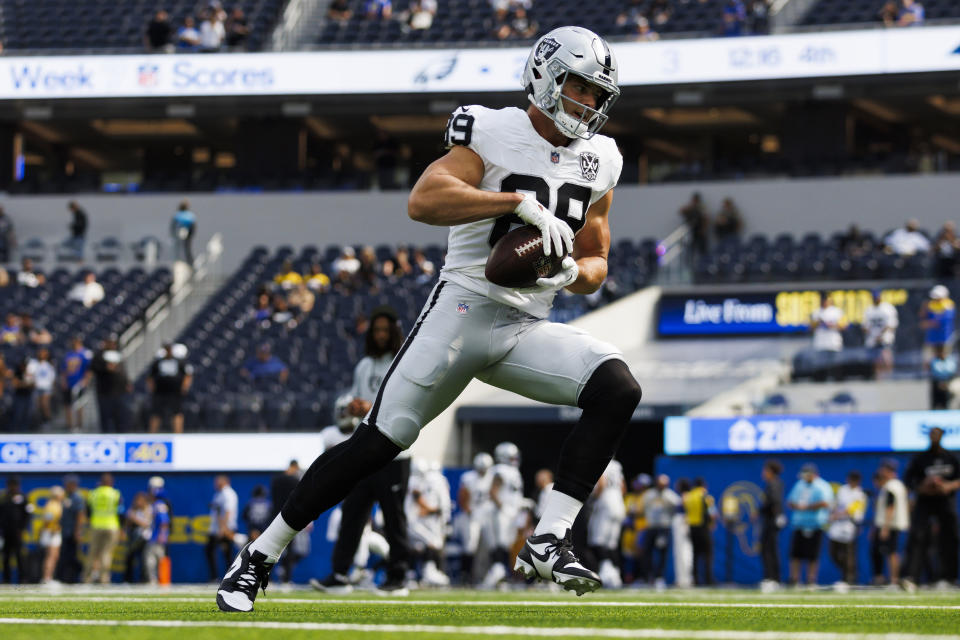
[
  {"xmin": 216, "ymin": 543, "xmax": 275, "ymax": 612},
  {"xmin": 514, "ymin": 529, "xmax": 602, "ymax": 596}
]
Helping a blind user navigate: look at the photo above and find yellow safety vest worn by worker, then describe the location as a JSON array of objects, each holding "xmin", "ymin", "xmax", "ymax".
[
  {"xmin": 684, "ymin": 486, "xmax": 713, "ymax": 527},
  {"xmin": 88, "ymin": 486, "xmax": 121, "ymax": 530}
]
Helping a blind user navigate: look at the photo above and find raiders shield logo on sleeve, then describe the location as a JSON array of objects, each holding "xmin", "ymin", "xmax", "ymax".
[
  {"xmin": 534, "ymin": 37, "xmax": 561, "ymax": 65},
  {"xmin": 579, "ymin": 152, "xmax": 599, "ymax": 181}
]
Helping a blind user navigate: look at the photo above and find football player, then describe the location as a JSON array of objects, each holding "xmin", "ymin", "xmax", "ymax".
[
  {"xmin": 480, "ymin": 442, "xmax": 524, "ymax": 588},
  {"xmin": 454, "ymin": 452, "xmax": 493, "ymax": 585},
  {"xmin": 217, "ymin": 26, "xmax": 642, "ymax": 611},
  {"xmin": 587, "ymin": 460, "xmax": 626, "ymax": 588}
]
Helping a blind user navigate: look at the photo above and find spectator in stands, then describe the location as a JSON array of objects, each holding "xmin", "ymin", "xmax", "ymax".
[
  {"xmin": 251, "ymin": 291, "xmax": 273, "ymax": 323},
  {"xmin": 650, "ymin": 0, "xmax": 672, "ymax": 25},
  {"xmin": 0, "ymin": 313, "xmax": 20, "ymax": 345},
  {"xmin": 920, "ymin": 285, "xmax": 955, "ymax": 366},
  {"xmin": 270, "ymin": 293, "xmax": 298, "ymax": 329},
  {"xmin": 327, "ymin": 0, "xmax": 353, "ymax": 23},
  {"xmin": 199, "ymin": 9, "xmax": 226, "ymax": 52},
  {"xmin": 57, "ymin": 474, "xmax": 85, "ymax": 584},
  {"xmin": 68, "ymin": 271, "xmax": 105, "ymax": 308},
  {"xmin": 287, "ymin": 282, "xmax": 315, "ymax": 316},
  {"xmin": 902, "ymin": 427, "xmax": 959, "ymax": 591},
  {"xmin": 305, "ymin": 263, "xmax": 331, "ymax": 293},
  {"xmin": 20, "ymin": 314, "xmax": 52, "ymax": 346},
  {"xmin": 225, "ymin": 8, "xmax": 249, "ymax": 51},
  {"xmin": 206, "ymin": 475, "xmax": 239, "ymax": 582},
  {"xmin": 631, "ymin": 16, "xmax": 659, "ymax": 41},
  {"xmin": 713, "ymin": 197, "xmax": 743, "ymax": 243},
  {"xmin": 171, "ymin": 200, "xmax": 197, "ymax": 266},
  {"xmin": 241, "ymin": 343, "xmax": 289, "ymax": 386},
  {"xmin": 642, "ymin": 474, "xmax": 680, "ymax": 589},
  {"xmin": 786, "ymin": 463, "xmax": 833, "ymax": 586},
  {"xmin": 333, "ymin": 246, "xmax": 361, "ymax": 280},
  {"xmin": 679, "ymin": 193, "xmax": 709, "ymax": 258},
  {"xmin": 90, "ymin": 338, "xmax": 130, "ymax": 434},
  {"xmin": 147, "ymin": 343, "xmax": 193, "ymax": 434},
  {"xmin": 491, "ymin": 6, "xmax": 513, "ymax": 40},
  {"xmin": 827, "ymin": 471, "xmax": 866, "ymax": 589},
  {"xmin": 124, "ymin": 492, "xmax": 152, "ymax": 583},
  {"xmin": 357, "ymin": 246, "xmax": 381, "ymax": 290},
  {"xmin": 383, "ymin": 246, "xmax": 414, "ymax": 279},
  {"xmin": 364, "ymin": 0, "xmax": 393, "ymax": 21},
  {"xmin": 243, "ymin": 485, "xmax": 272, "ymax": 541},
  {"xmin": 872, "ymin": 459, "xmax": 908, "ymax": 587},
  {"xmin": 0, "ymin": 476, "xmax": 32, "ymax": 583},
  {"xmin": 879, "ymin": 0, "xmax": 899, "ymax": 26},
  {"xmin": 863, "ymin": 291, "xmax": 899, "ymax": 379},
  {"xmin": 274, "ymin": 260, "xmax": 304, "ymax": 291},
  {"xmin": 508, "ymin": 7, "xmax": 538, "ymax": 39},
  {"xmin": 0, "ymin": 268, "xmax": 8, "ymax": 288},
  {"xmin": 8, "ymin": 358, "xmax": 35, "ymax": 430},
  {"xmin": 38, "ymin": 485, "xmax": 64, "ymax": 584},
  {"xmin": 811, "ymin": 297, "xmax": 846, "ymax": 377},
  {"xmin": 838, "ymin": 224, "xmax": 870, "ymax": 258},
  {"xmin": 758, "ymin": 459, "xmax": 785, "ymax": 592},
  {"xmin": 61, "ymin": 337, "xmax": 92, "ymax": 433},
  {"xmin": 933, "ymin": 222, "xmax": 960, "ymax": 279},
  {"xmin": 721, "ymin": 0, "xmax": 747, "ymax": 37},
  {"xmin": 28, "ymin": 348, "xmax": 56, "ymax": 426},
  {"xmin": 177, "ymin": 16, "xmax": 202, "ymax": 51},
  {"xmin": 0, "ymin": 206, "xmax": 15, "ymax": 262},
  {"xmin": 145, "ymin": 10, "xmax": 175, "ymax": 53},
  {"xmin": 884, "ymin": 219, "xmax": 930, "ymax": 256},
  {"xmin": 897, "ymin": 0, "xmax": 924, "ymax": 26},
  {"xmin": 929, "ymin": 344, "xmax": 956, "ymax": 410},
  {"xmin": 413, "ymin": 248, "xmax": 436, "ymax": 284},
  {"xmin": 405, "ymin": 0, "xmax": 437, "ymax": 30},
  {"xmin": 17, "ymin": 258, "xmax": 45, "ymax": 288},
  {"xmin": 747, "ymin": 0, "xmax": 770, "ymax": 34},
  {"xmin": 66, "ymin": 201, "xmax": 88, "ymax": 262},
  {"xmin": 616, "ymin": 0, "xmax": 646, "ymax": 29}
]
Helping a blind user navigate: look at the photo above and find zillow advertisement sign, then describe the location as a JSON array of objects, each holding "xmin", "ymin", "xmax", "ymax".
[{"xmin": 665, "ymin": 410, "xmax": 960, "ymax": 455}]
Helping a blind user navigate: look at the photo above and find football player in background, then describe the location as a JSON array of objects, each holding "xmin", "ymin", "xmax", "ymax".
[
  {"xmin": 217, "ymin": 25, "xmax": 642, "ymax": 611},
  {"xmin": 480, "ymin": 442, "xmax": 525, "ymax": 588},
  {"xmin": 406, "ymin": 460, "xmax": 452, "ymax": 587},
  {"xmin": 312, "ymin": 307, "xmax": 413, "ymax": 595},
  {"xmin": 588, "ymin": 460, "xmax": 626, "ymax": 588},
  {"xmin": 454, "ymin": 452, "xmax": 493, "ymax": 585}
]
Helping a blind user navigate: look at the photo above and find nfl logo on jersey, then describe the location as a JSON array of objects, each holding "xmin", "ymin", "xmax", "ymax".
[
  {"xmin": 550, "ymin": 151, "xmax": 560, "ymax": 164},
  {"xmin": 457, "ymin": 302, "xmax": 469, "ymax": 314}
]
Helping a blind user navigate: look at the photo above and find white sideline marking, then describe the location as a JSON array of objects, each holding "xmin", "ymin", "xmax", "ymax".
[
  {"xmin": 2, "ymin": 596, "xmax": 960, "ymax": 611},
  {"xmin": 0, "ymin": 618, "xmax": 958, "ymax": 640}
]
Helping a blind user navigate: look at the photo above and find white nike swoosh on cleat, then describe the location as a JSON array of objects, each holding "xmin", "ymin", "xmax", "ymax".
[{"xmin": 223, "ymin": 555, "xmax": 243, "ymax": 581}]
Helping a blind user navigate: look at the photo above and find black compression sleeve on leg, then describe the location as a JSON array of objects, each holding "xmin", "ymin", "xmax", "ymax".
[
  {"xmin": 280, "ymin": 422, "xmax": 403, "ymax": 530},
  {"xmin": 553, "ymin": 359, "xmax": 642, "ymax": 503}
]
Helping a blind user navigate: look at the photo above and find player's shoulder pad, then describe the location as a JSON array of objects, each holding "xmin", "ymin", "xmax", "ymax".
[{"xmin": 588, "ymin": 132, "xmax": 624, "ymax": 191}]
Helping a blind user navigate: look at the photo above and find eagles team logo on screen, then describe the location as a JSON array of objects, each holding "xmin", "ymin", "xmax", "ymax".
[
  {"xmin": 534, "ymin": 38, "xmax": 561, "ymax": 65},
  {"xmin": 579, "ymin": 151, "xmax": 599, "ymax": 181}
]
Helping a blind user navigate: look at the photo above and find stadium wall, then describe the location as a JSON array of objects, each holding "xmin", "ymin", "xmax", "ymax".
[{"xmin": 4, "ymin": 173, "xmax": 960, "ymax": 271}]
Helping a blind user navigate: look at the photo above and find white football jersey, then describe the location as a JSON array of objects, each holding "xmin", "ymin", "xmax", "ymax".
[
  {"xmin": 490, "ymin": 463, "xmax": 524, "ymax": 512},
  {"xmin": 440, "ymin": 105, "xmax": 623, "ymax": 318},
  {"xmin": 460, "ymin": 469, "xmax": 492, "ymax": 513},
  {"xmin": 349, "ymin": 354, "xmax": 394, "ymax": 402},
  {"xmin": 863, "ymin": 302, "xmax": 899, "ymax": 348},
  {"xmin": 320, "ymin": 424, "xmax": 350, "ymax": 450}
]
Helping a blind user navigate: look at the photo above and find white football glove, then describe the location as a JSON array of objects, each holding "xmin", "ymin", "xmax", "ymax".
[
  {"xmin": 513, "ymin": 193, "xmax": 574, "ymax": 257},
  {"xmin": 518, "ymin": 256, "xmax": 579, "ymax": 294}
]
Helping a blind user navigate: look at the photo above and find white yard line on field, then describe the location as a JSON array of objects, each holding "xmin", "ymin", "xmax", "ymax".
[
  {"xmin": 0, "ymin": 618, "xmax": 959, "ymax": 640},
  {"xmin": 1, "ymin": 596, "xmax": 959, "ymax": 611}
]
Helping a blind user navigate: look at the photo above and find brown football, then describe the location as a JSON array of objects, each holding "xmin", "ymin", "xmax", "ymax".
[{"xmin": 484, "ymin": 224, "xmax": 565, "ymax": 288}]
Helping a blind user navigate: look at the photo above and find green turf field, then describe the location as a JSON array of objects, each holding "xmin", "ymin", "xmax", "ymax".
[{"xmin": 1, "ymin": 587, "xmax": 959, "ymax": 640}]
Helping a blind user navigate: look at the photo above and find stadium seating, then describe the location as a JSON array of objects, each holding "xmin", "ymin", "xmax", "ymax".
[
  {"xmin": 147, "ymin": 239, "xmax": 658, "ymax": 431},
  {"xmin": 317, "ymin": 0, "xmax": 729, "ymax": 47},
  {"xmin": 800, "ymin": 0, "xmax": 960, "ymax": 26},
  {"xmin": 693, "ymin": 230, "xmax": 934, "ymax": 285},
  {"xmin": 0, "ymin": 0, "xmax": 284, "ymax": 51}
]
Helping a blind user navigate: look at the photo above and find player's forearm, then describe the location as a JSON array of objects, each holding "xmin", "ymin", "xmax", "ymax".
[
  {"xmin": 566, "ymin": 256, "xmax": 607, "ymax": 295},
  {"xmin": 408, "ymin": 173, "xmax": 522, "ymax": 225}
]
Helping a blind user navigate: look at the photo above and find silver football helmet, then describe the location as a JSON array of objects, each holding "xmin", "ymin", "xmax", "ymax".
[
  {"xmin": 333, "ymin": 393, "xmax": 360, "ymax": 434},
  {"xmin": 472, "ymin": 452, "xmax": 494, "ymax": 474},
  {"xmin": 494, "ymin": 441, "xmax": 520, "ymax": 467},
  {"xmin": 522, "ymin": 26, "xmax": 620, "ymax": 140}
]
